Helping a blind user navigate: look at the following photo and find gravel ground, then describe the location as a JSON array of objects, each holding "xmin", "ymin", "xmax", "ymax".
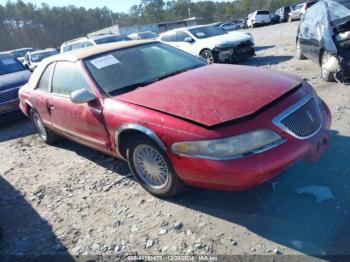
[{"xmin": 1, "ymin": 21, "xmax": 350, "ymax": 260}]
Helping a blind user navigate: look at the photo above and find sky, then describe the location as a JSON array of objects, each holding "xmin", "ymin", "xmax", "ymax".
[{"xmin": 0, "ymin": 0, "xmax": 234, "ymax": 13}]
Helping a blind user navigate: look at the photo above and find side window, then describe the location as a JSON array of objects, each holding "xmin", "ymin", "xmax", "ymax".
[
  {"xmin": 37, "ymin": 63, "xmax": 54, "ymax": 92},
  {"xmin": 85, "ymin": 41, "xmax": 94, "ymax": 47},
  {"xmin": 52, "ymin": 62, "xmax": 90, "ymax": 96},
  {"xmin": 71, "ymin": 42, "xmax": 82, "ymax": 51},
  {"xmin": 176, "ymin": 31, "xmax": 191, "ymax": 42},
  {"xmin": 161, "ymin": 32, "xmax": 176, "ymax": 42},
  {"xmin": 63, "ymin": 45, "xmax": 72, "ymax": 53}
]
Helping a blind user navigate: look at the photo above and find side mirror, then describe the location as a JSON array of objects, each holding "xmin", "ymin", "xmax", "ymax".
[
  {"xmin": 70, "ymin": 88, "xmax": 96, "ymax": 104},
  {"xmin": 184, "ymin": 37, "xmax": 194, "ymax": 43}
]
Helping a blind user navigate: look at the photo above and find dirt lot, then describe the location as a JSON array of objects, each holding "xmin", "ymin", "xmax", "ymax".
[{"xmin": 1, "ymin": 21, "xmax": 350, "ymax": 259}]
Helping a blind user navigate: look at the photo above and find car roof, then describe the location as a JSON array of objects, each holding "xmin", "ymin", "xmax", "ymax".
[
  {"xmin": 89, "ymin": 34, "xmax": 126, "ymax": 40},
  {"xmin": 0, "ymin": 52, "xmax": 14, "ymax": 59},
  {"xmin": 30, "ymin": 48, "xmax": 57, "ymax": 55},
  {"xmin": 27, "ymin": 40, "xmax": 157, "ymax": 89}
]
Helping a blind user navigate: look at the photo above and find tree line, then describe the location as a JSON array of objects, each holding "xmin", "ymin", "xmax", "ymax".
[{"xmin": 0, "ymin": 0, "xmax": 298, "ymax": 51}]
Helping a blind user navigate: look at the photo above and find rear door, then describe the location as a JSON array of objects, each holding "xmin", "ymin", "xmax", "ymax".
[{"xmin": 47, "ymin": 61, "xmax": 110, "ymax": 152}]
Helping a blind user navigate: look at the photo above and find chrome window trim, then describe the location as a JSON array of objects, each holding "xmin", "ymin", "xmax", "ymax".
[
  {"xmin": 272, "ymin": 95, "xmax": 323, "ymax": 140},
  {"xmin": 0, "ymin": 86, "xmax": 20, "ymax": 94},
  {"xmin": 172, "ymin": 139, "xmax": 286, "ymax": 161},
  {"xmin": 115, "ymin": 123, "xmax": 166, "ymax": 159}
]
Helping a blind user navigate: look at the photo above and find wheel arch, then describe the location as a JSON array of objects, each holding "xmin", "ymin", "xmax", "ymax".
[
  {"xmin": 115, "ymin": 123, "xmax": 166, "ymax": 159},
  {"xmin": 24, "ymin": 99, "xmax": 33, "ymax": 117}
]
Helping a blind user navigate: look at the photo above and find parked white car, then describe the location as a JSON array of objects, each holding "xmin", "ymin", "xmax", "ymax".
[
  {"xmin": 23, "ymin": 48, "xmax": 58, "ymax": 71},
  {"xmin": 247, "ymin": 10, "xmax": 272, "ymax": 28},
  {"xmin": 60, "ymin": 34, "xmax": 130, "ymax": 53},
  {"xmin": 158, "ymin": 25, "xmax": 254, "ymax": 64}
]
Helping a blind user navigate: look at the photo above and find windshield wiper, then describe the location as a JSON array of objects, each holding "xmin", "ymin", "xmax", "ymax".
[
  {"xmin": 109, "ymin": 79, "xmax": 158, "ymax": 96},
  {"xmin": 109, "ymin": 65, "xmax": 203, "ymax": 96},
  {"xmin": 157, "ymin": 65, "xmax": 203, "ymax": 81}
]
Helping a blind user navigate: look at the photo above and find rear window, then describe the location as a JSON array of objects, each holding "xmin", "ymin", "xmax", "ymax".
[
  {"xmin": 0, "ymin": 56, "xmax": 25, "ymax": 75},
  {"xmin": 306, "ymin": 1, "xmax": 318, "ymax": 8},
  {"xmin": 257, "ymin": 11, "xmax": 270, "ymax": 15},
  {"xmin": 94, "ymin": 35, "xmax": 130, "ymax": 45}
]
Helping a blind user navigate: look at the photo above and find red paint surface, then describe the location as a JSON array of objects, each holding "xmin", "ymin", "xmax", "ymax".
[
  {"xmin": 117, "ymin": 64, "xmax": 301, "ymax": 126},
  {"xmin": 19, "ymin": 62, "xmax": 332, "ymax": 191}
]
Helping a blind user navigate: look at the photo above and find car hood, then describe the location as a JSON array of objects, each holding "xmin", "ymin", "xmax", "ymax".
[
  {"xmin": 0, "ymin": 70, "xmax": 31, "ymax": 91},
  {"xmin": 207, "ymin": 32, "xmax": 252, "ymax": 47},
  {"xmin": 116, "ymin": 64, "xmax": 301, "ymax": 127}
]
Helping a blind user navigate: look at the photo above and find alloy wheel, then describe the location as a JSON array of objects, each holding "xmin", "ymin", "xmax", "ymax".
[
  {"xmin": 133, "ymin": 144, "xmax": 169, "ymax": 189},
  {"xmin": 33, "ymin": 112, "xmax": 47, "ymax": 141},
  {"xmin": 201, "ymin": 50, "xmax": 215, "ymax": 64}
]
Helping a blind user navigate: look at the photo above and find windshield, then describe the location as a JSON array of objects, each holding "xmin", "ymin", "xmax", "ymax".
[
  {"xmin": 189, "ymin": 26, "xmax": 226, "ymax": 39},
  {"xmin": 94, "ymin": 35, "xmax": 130, "ymax": 45},
  {"xmin": 0, "ymin": 56, "xmax": 25, "ymax": 75},
  {"xmin": 84, "ymin": 42, "xmax": 206, "ymax": 95},
  {"xmin": 31, "ymin": 50, "xmax": 58, "ymax": 62},
  {"xmin": 328, "ymin": 0, "xmax": 350, "ymax": 24},
  {"xmin": 10, "ymin": 49, "xmax": 32, "ymax": 58}
]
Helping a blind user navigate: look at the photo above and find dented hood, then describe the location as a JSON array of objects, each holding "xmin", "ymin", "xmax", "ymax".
[{"xmin": 116, "ymin": 64, "xmax": 301, "ymax": 127}]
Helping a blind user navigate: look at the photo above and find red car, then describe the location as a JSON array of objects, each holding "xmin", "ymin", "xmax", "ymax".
[{"xmin": 19, "ymin": 41, "xmax": 331, "ymax": 197}]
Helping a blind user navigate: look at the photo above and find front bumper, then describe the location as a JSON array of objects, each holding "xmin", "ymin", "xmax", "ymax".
[
  {"xmin": 169, "ymin": 101, "xmax": 332, "ymax": 191},
  {"xmin": 334, "ymin": 50, "xmax": 350, "ymax": 83},
  {"xmin": 215, "ymin": 42, "xmax": 255, "ymax": 63}
]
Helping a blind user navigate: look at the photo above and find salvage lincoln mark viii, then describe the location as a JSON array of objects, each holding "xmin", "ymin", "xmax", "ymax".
[{"xmin": 19, "ymin": 40, "xmax": 331, "ymax": 197}]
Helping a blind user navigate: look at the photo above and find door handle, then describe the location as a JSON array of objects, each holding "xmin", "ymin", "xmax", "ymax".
[{"xmin": 46, "ymin": 103, "xmax": 55, "ymax": 113}]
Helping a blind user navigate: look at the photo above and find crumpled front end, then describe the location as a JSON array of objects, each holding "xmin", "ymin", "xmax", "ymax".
[{"xmin": 214, "ymin": 40, "xmax": 255, "ymax": 63}]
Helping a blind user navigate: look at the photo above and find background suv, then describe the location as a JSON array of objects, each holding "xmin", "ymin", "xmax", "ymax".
[{"xmin": 247, "ymin": 10, "xmax": 272, "ymax": 28}]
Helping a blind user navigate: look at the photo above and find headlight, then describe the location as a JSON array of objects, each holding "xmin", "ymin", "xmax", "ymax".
[
  {"xmin": 171, "ymin": 129, "xmax": 283, "ymax": 160},
  {"xmin": 336, "ymin": 32, "xmax": 350, "ymax": 47}
]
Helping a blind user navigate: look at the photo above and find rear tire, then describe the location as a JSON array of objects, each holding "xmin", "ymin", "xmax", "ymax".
[
  {"xmin": 321, "ymin": 52, "xmax": 335, "ymax": 82},
  {"xmin": 127, "ymin": 135, "xmax": 184, "ymax": 198},
  {"xmin": 31, "ymin": 109, "xmax": 59, "ymax": 144}
]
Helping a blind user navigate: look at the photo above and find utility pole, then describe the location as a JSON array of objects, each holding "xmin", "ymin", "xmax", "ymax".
[
  {"xmin": 188, "ymin": 8, "xmax": 191, "ymax": 18},
  {"xmin": 110, "ymin": 10, "xmax": 114, "ymax": 26}
]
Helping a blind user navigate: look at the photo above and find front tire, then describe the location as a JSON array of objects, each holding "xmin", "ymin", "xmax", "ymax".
[
  {"xmin": 127, "ymin": 136, "xmax": 184, "ymax": 198},
  {"xmin": 296, "ymin": 40, "xmax": 305, "ymax": 60},
  {"xmin": 31, "ymin": 109, "xmax": 58, "ymax": 144},
  {"xmin": 200, "ymin": 49, "xmax": 216, "ymax": 64},
  {"xmin": 321, "ymin": 52, "xmax": 335, "ymax": 82}
]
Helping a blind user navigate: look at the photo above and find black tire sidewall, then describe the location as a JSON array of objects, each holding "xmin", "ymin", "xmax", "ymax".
[
  {"xmin": 321, "ymin": 53, "xmax": 335, "ymax": 82},
  {"xmin": 200, "ymin": 50, "xmax": 215, "ymax": 64},
  {"xmin": 30, "ymin": 109, "xmax": 58, "ymax": 144},
  {"xmin": 127, "ymin": 136, "xmax": 183, "ymax": 197}
]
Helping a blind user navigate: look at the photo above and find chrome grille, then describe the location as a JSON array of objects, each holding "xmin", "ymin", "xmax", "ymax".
[
  {"xmin": 0, "ymin": 87, "xmax": 19, "ymax": 104},
  {"xmin": 273, "ymin": 96, "xmax": 322, "ymax": 139}
]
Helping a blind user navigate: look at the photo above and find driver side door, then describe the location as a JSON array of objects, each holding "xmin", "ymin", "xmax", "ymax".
[
  {"xmin": 47, "ymin": 61, "xmax": 110, "ymax": 153},
  {"xmin": 175, "ymin": 31, "xmax": 196, "ymax": 55}
]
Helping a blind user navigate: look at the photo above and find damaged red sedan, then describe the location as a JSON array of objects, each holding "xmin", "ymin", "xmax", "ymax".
[{"xmin": 19, "ymin": 41, "xmax": 332, "ymax": 197}]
